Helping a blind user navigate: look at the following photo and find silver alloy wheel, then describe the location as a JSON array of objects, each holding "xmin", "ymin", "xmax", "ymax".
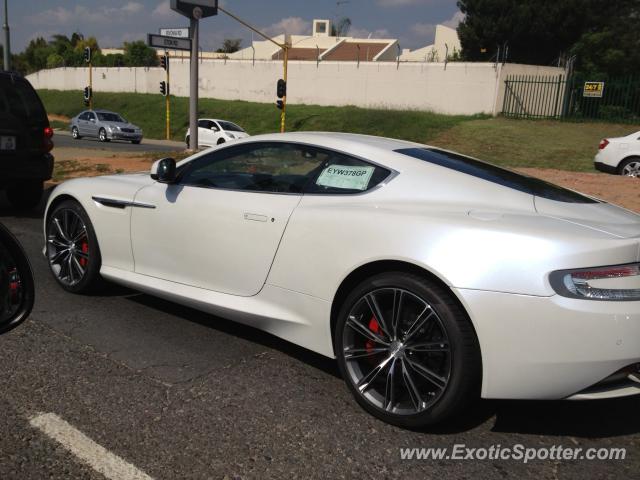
[
  {"xmin": 622, "ymin": 160, "xmax": 640, "ymax": 177},
  {"xmin": 72, "ymin": 127, "xmax": 79, "ymax": 139},
  {"xmin": 99, "ymin": 129, "xmax": 107, "ymax": 142},
  {"xmin": 342, "ymin": 288, "xmax": 451, "ymax": 415},
  {"xmin": 46, "ymin": 209, "xmax": 89, "ymax": 287}
]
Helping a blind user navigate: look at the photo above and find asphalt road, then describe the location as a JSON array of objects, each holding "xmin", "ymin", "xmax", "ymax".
[
  {"xmin": 0, "ymin": 192, "xmax": 639, "ymax": 479},
  {"xmin": 53, "ymin": 131, "xmax": 185, "ymax": 153}
]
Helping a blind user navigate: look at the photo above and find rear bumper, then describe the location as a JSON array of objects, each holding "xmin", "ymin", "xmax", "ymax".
[
  {"xmin": 454, "ymin": 288, "xmax": 640, "ymax": 400},
  {"xmin": 0, "ymin": 153, "xmax": 54, "ymax": 186},
  {"xmin": 594, "ymin": 161, "xmax": 618, "ymax": 174}
]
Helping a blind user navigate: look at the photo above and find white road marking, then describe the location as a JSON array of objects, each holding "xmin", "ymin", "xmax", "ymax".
[{"xmin": 29, "ymin": 412, "xmax": 154, "ymax": 480}]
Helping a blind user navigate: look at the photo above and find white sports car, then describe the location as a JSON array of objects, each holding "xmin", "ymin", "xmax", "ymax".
[{"xmin": 44, "ymin": 133, "xmax": 640, "ymax": 428}]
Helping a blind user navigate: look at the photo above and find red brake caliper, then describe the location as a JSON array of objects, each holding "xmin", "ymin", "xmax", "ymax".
[
  {"xmin": 365, "ymin": 316, "xmax": 380, "ymax": 353},
  {"xmin": 79, "ymin": 241, "xmax": 89, "ymax": 267}
]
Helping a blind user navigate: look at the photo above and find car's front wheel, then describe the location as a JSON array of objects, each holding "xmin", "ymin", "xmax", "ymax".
[
  {"xmin": 46, "ymin": 200, "xmax": 103, "ymax": 293},
  {"xmin": 98, "ymin": 128, "xmax": 109, "ymax": 142},
  {"xmin": 619, "ymin": 157, "xmax": 640, "ymax": 177},
  {"xmin": 335, "ymin": 272, "xmax": 481, "ymax": 428}
]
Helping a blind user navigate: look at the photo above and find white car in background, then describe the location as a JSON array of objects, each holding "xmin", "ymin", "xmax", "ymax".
[
  {"xmin": 43, "ymin": 133, "xmax": 640, "ymax": 429},
  {"xmin": 594, "ymin": 130, "xmax": 640, "ymax": 176},
  {"xmin": 185, "ymin": 119, "xmax": 249, "ymax": 148}
]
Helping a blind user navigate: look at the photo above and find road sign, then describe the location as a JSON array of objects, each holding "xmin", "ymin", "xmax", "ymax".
[
  {"xmin": 159, "ymin": 27, "xmax": 190, "ymax": 38},
  {"xmin": 147, "ymin": 34, "xmax": 192, "ymax": 51},
  {"xmin": 170, "ymin": 0, "xmax": 218, "ymax": 19},
  {"xmin": 584, "ymin": 81, "xmax": 605, "ymax": 98}
]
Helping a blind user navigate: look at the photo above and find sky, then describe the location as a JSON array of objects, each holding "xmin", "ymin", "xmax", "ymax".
[{"xmin": 3, "ymin": 0, "xmax": 463, "ymax": 53}]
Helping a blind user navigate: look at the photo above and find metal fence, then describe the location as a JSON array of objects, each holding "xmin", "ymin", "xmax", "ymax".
[{"xmin": 503, "ymin": 74, "xmax": 640, "ymax": 123}]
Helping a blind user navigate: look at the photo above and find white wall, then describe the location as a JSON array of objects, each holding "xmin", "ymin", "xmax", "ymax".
[{"xmin": 27, "ymin": 60, "xmax": 564, "ymax": 116}]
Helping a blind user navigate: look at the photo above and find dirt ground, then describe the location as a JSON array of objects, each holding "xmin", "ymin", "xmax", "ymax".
[{"xmin": 50, "ymin": 155, "xmax": 640, "ymax": 213}]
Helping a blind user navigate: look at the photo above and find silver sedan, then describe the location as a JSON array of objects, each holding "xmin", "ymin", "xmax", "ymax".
[{"xmin": 70, "ymin": 110, "xmax": 143, "ymax": 144}]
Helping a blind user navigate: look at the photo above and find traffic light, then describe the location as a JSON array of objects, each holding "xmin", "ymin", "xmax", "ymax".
[
  {"xmin": 160, "ymin": 81, "xmax": 168, "ymax": 97},
  {"xmin": 160, "ymin": 55, "xmax": 169, "ymax": 71},
  {"xmin": 277, "ymin": 79, "xmax": 286, "ymax": 98},
  {"xmin": 83, "ymin": 86, "xmax": 92, "ymax": 106},
  {"xmin": 276, "ymin": 100, "xmax": 284, "ymax": 110},
  {"xmin": 84, "ymin": 47, "xmax": 91, "ymax": 63}
]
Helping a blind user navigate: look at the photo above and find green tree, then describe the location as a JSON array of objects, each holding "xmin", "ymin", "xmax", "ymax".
[
  {"xmin": 123, "ymin": 40, "xmax": 159, "ymax": 67},
  {"xmin": 456, "ymin": 0, "xmax": 636, "ymax": 71},
  {"xmin": 216, "ymin": 38, "xmax": 242, "ymax": 54},
  {"xmin": 46, "ymin": 53, "xmax": 65, "ymax": 68}
]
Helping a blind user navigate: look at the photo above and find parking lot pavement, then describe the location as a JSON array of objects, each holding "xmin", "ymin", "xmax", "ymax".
[{"xmin": 1, "ymin": 195, "xmax": 639, "ymax": 479}]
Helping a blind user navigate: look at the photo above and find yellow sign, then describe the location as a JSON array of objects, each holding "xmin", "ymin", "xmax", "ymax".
[{"xmin": 584, "ymin": 81, "xmax": 605, "ymax": 98}]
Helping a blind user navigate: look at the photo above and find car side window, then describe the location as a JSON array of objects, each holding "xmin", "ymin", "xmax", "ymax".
[
  {"xmin": 304, "ymin": 153, "xmax": 391, "ymax": 194},
  {"xmin": 197, "ymin": 120, "xmax": 209, "ymax": 129},
  {"xmin": 79, "ymin": 112, "xmax": 88, "ymax": 121},
  {"xmin": 88, "ymin": 112, "xmax": 96, "ymax": 121},
  {"xmin": 179, "ymin": 142, "xmax": 329, "ymax": 194},
  {"xmin": 211, "ymin": 122, "xmax": 220, "ymax": 132}
]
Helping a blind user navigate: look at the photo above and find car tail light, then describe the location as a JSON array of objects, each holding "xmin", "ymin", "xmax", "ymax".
[
  {"xmin": 598, "ymin": 139, "xmax": 609, "ymax": 150},
  {"xmin": 44, "ymin": 126, "xmax": 54, "ymax": 152},
  {"xmin": 550, "ymin": 263, "xmax": 640, "ymax": 301}
]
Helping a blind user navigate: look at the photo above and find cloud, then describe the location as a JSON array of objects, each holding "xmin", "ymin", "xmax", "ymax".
[
  {"xmin": 410, "ymin": 23, "xmax": 436, "ymax": 37},
  {"xmin": 442, "ymin": 10, "xmax": 465, "ymax": 28},
  {"xmin": 152, "ymin": 1, "xmax": 173, "ymax": 18},
  {"xmin": 263, "ymin": 17, "xmax": 311, "ymax": 37},
  {"xmin": 377, "ymin": 0, "xmax": 440, "ymax": 6},
  {"xmin": 30, "ymin": 3, "xmax": 147, "ymax": 25}
]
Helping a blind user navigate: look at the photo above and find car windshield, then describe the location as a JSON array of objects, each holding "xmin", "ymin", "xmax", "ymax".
[
  {"xmin": 97, "ymin": 112, "xmax": 126, "ymax": 123},
  {"xmin": 218, "ymin": 121, "xmax": 244, "ymax": 132},
  {"xmin": 396, "ymin": 147, "xmax": 599, "ymax": 204}
]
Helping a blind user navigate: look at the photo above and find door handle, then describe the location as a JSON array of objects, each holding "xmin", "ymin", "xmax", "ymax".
[{"xmin": 244, "ymin": 213, "xmax": 268, "ymax": 222}]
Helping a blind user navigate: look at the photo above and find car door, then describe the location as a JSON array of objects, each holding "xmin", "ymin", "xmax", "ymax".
[
  {"xmin": 77, "ymin": 112, "xmax": 89, "ymax": 135},
  {"xmin": 130, "ymin": 141, "xmax": 327, "ymax": 296},
  {"xmin": 86, "ymin": 112, "xmax": 98, "ymax": 137},
  {"xmin": 197, "ymin": 120, "xmax": 215, "ymax": 146}
]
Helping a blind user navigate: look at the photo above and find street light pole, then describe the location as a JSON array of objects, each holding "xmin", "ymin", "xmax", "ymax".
[{"xmin": 2, "ymin": 0, "xmax": 10, "ymax": 71}]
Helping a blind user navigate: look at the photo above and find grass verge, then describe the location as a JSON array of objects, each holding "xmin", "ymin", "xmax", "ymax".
[{"xmin": 37, "ymin": 89, "xmax": 484, "ymax": 143}]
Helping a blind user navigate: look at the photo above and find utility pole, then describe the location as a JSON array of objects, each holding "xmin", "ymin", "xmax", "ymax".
[
  {"xmin": 189, "ymin": 16, "xmax": 199, "ymax": 150},
  {"xmin": 2, "ymin": 0, "xmax": 10, "ymax": 71}
]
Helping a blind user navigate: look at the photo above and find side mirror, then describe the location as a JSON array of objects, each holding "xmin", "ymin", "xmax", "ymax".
[
  {"xmin": 0, "ymin": 223, "xmax": 35, "ymax": 335},
  {"xmin": 89, "ymin": 118, "xmax": 96, "ymax": 122},
  {"xmin": 150, "ymin": 157, "xmax": 177, "ymax": 183}
]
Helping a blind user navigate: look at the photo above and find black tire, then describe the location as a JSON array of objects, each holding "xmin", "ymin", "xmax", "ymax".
[
  {"xmin": 131, "ymin": 139, "xmax": 141, "ymax": 145},
  {"xmin": 45, "ymin": 200, "xmax": 103, "ymax": 294},
  {"xmin": 6, "ymin": 180, "xmax": 43, "ymax": 210},
  {"xmin": 71, "ymin": 126, "xmax": 81, "ymax": 140},
  {"xmin": 217, "ymin": 138, "xmax": 226, "ymax": 145},
  {"xmin": 618, "ymin": 157, "xmax": 640, "ymax": 177},
  {"xmin": 335, "ymin": 271, "xmax": 481, "ymax": 429},
  {"xmin": 98, "ymin": 128, "xmax": 110, "ymax": 142},
  {"xmin": 185, "ymin": 136, "xmax": 190, "ymax": 148}
]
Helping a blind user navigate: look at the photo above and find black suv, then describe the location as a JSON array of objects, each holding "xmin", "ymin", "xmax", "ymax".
[{"xmin": 0, "ymin": 72, "xmax": 54, "ymax": 209}]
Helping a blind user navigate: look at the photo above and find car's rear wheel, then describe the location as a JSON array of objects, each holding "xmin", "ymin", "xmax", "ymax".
[
  {"xmin": 619, "ymin": 157, "xmax": 640, "ymax": 177},
  {"xmin": 98, "ymin": 128, "xmax": 109, "ymax": 142},
  {"xmin": 46, "ymin": 200, "xmax": 103, "ymax": 293},
  {"xmin": 6, "ymin": 180, "xmax": 43, "ymax": 210},
  {"xmin": 335, "ymin": 272, "xmax": 481, "ymax": 428},
  {"xmin": 185, "ymin": 135, "xmax": 190, "ymax": 148},
  {"xmin": 71, "ymin": 126, "xmax": 81, "ymax": 139}
]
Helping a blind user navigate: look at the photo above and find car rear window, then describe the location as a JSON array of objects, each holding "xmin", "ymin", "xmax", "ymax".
[
  {"xmin": 0, "ymin": 75, "xmax": 46, "ymax": 122},
  {"xmin": 395, "ymin": 147, "xmax": 598, "ymax": 204}
]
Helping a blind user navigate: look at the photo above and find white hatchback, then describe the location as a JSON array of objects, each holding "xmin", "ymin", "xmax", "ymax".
[
  {"xmin": 185, "ymin": 119, "xmax": 249, "ymax": 148},
  {"xmin": 594, "ymin": 130, "xmax": 640, "ymax": 176}
]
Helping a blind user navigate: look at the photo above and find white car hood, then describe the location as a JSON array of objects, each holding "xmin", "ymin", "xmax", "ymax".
[{"xmin": 535, "ymin": 196, "xmax": 640, "ymax": 239}]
